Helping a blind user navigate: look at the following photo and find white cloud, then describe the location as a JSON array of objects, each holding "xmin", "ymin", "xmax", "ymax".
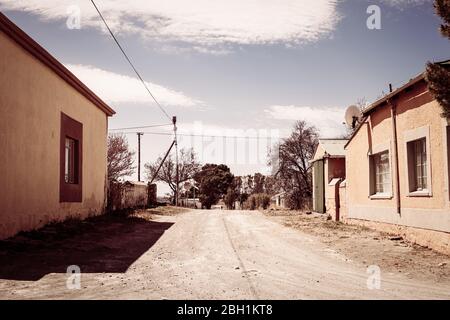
[
  {"xmin": 65, "ymin": 64, "xmax": 201, "ymax": 107},
  {"xmin": 380, "ymin": 0, "xmax": 432, "ymax": 8},
  {"xmin": 0, "ymin": 0, "xmax": 341, "ymax": 52},
  {"xmin": 264, "ymin": 105, "xmax": 346, "ymax": 138}
]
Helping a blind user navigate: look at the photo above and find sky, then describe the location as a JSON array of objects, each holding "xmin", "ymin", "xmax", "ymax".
[{"xmin": 1, "ymin": 0, "xmax": 449, "ymax": 196}]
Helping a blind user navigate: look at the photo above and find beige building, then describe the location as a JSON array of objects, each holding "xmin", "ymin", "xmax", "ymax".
[
  {"xmin": 344, "ymin": 66, "xmax": 450, "ymax": 254},
  {"xmin": 0, "ymin": 13, "xmax": 115, "ymax": 239},
  {"xmin": 311, "ymin": 139, "xmax": 347, "ymax": 219}
]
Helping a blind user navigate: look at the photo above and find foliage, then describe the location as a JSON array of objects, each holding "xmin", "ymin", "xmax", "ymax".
[
  {"xmin": 426, "ymin": 0, "xmax": 450, "ymax": 118},
  {"xmin": 145, "ymin": 148, "xmax": 201, "ymax": 200},
  {"xmin": 435, "ymin": 0, "xmax": 450, "ymax": 39},
  {"xmin": 426, "ymin": 62, "xmax": 450, "ymax": 118},
  {"xmin": 223, "ymin": 176, "xmax": 243, "ymax": 209},
  {"xmin": 243, "ymin": 193, "xmax": 271, "ymax": 210},
  {"xmin": 194, "ymin": 164, "xmax": 234, "ymax": 209},
  {"xmin": 107, "ymin": 134, "xmax": 135, "ymax": 181}
]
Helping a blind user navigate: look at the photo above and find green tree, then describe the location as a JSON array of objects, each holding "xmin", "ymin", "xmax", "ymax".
[
  {"xmin": 194, "ymin": 164, "xmax": 234, "ymax": 209},
  {"xmin": 426, "ymin": 0, "xmax": 450, "ymax": 117}
]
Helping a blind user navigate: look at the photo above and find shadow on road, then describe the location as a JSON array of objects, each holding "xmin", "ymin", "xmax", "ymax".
[{"xmin": 0, "ymin": 214, "xmax": 173, "ymax": 281}]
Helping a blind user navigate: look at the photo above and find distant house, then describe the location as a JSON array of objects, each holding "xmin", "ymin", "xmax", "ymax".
[
  {"xmin": 311, "ymin": 139, "xmax": 347, "ymax": 218},
  {"xmin": 344, "ymin": 64, "xmax": 450, "ymax": 254},
  {"xmin": 0, "ymin": 13, "xmax": 115, "ymax": 239},
  {"xmin": 270, "ymin": 192, "xmax": 287, "ymax": 209}
]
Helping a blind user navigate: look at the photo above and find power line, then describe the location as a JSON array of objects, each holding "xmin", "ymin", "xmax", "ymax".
[
  {"xmin": 109, "ymin": 123, "xmax": 172, "ymax": 131},
  {"xmin": 90, "ymin": 0, "xmax": 171, "ymax": 121},
  {"xmin": 112, "ymin": 131, "xmax": 286, "ymax": 140}
]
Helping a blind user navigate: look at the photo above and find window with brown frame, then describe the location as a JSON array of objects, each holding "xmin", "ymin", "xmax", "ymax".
[{"xmin": 60, "ymin": 113, "xmax": 82, "ymax": 202}]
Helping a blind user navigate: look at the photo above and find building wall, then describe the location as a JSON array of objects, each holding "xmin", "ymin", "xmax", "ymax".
[
  {"xmin": 324, "ymin": 158, "xmax": 346, "ymax": 218},
  {"xmin": 0, "ymin": 31, "xmax": 109, "ymax": 239},
  {"xmin": 327, "ymin": 158, "xmax": 345, "ymax": 182},
  {"xmin": 345, "ymin": 81, "xmax": 450, "ymax": 235}
]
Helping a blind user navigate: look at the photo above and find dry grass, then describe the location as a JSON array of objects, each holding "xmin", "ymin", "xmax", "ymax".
[{"xmin": 262, "ymin": 209, "xmax": 450, "ymax": 282}]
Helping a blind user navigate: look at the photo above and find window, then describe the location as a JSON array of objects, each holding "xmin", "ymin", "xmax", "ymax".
[
  {"xmin": 407, "ymin": 137, "xmax": 428, "ymax": 193},
  {"xmin": 371, "ymin": 151, "xmax": 391, "ymax": 195},
  {"xmin": 404, "ymin": 126, "xmax": 431, "ymax": 197},
  {"xmin": 60, "ymin": 113, "xmax": 82, "ymax": 202},
  {"xmin": 64, "ymin": 137, "xmax": 78, "ymax": 184}
]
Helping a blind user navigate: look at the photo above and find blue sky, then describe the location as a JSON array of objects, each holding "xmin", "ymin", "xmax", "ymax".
[{"xmin": 1, "ymin": 0, "xmax": 449, "ymax": 194}]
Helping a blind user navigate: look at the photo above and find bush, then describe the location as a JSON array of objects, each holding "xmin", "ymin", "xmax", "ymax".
[{"xmin": 243, "ymin": 193, "xmax": 271, "ymax": 210}]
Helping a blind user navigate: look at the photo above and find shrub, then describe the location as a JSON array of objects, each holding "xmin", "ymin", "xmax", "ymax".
[{"xmin": 243, "ymin": 193, "xmax": 271, "ymax": 210}]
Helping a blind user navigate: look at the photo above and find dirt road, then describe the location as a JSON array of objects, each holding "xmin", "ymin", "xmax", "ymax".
[{"xmin": 0, "ymin": 209, "xmax": 449, "ymax": 299}]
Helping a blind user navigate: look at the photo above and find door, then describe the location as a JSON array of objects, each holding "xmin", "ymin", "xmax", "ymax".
[{"xmin": 313, "ymin": 160, "xmax": 325, "ymax": 213}]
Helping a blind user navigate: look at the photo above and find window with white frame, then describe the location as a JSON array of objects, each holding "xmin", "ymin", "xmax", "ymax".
[
  {"xmin": 370, "ymin": 150, "xmax": 391, "ymax": 196},
  {"xmin": 407, "ymin": 137, "xmax": 428, "ymax": 193},
  {"xmin": 404, "ymin": 125, "xmax": 432, "ymax": 197}
]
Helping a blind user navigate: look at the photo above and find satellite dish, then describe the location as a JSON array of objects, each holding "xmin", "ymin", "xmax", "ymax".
[{"xmin": 345, "ymin": 105, "xmax": 362, "ymax": 129}]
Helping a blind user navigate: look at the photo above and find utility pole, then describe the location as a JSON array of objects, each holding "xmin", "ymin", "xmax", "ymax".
[
  {"xmin": 137, "ymin": 132, "xmax": 143, "ymax": 181},
  {"xmin": 173, "ymin": 116, "xmax": 179, "ymax": 206}
]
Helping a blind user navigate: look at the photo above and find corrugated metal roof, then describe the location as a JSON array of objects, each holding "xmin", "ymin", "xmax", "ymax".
[{"xmin": 317, "ymin": 139, "xmax": 348, "ymax": 157}]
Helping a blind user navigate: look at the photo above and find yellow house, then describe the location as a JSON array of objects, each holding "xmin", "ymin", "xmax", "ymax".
[
  {"xmin": 344, "ymin": 65, "xmax": 450, "ymax": 254},
  {"xmin": 0, "ymin": 13, "xmax": 115, "ymax": 239}
]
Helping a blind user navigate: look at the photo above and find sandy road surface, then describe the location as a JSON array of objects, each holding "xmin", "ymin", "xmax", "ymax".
[{"xmin": 0, "ymin": 209, "xmax": 449, "ymax": 299}]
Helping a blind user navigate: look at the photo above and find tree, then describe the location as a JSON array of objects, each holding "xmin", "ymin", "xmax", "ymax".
[
  {"xmin": 223, "ymin": 176, "xmax": 242, "ymax": 209},
  {"xmin": 273, "ymin": 121, "xmax": 319, "ymax": 209},
  {"xmin": 194, "ymin": 164, "xmax": 234, "ymax": 209},
  {"xmin": 145, "ymin": 148, "xmax": 201, "ymax": 202},
  {"xmin": 426, "ymin": 0, "xmax": 450, "ymax": 117},
  {"xmin": 436, "ymin": 0, "xmax": 450, "ymax": 39},
  {"xmin": 263, "ymin": 175, "xmax": 281, "ymax": 196},
  {"xmin": 253, "ymin": 173, "xmax": 266, "ymax": 194},
  {"xmin": 107, "ymin": 134, "xmax": 135, "ymax": 181}
]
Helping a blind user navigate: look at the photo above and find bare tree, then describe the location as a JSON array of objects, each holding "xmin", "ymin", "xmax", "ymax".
[
  {"xmin": 145, "ymin": 148, "xmax": 201, "ymax": 201},
  {"xmin": 107, "ymin": 134, "xmax": 136, "ymax": 181},
  {"xmin": 273, "ymin": 121, "xmax": 319, "ymax": 209}
]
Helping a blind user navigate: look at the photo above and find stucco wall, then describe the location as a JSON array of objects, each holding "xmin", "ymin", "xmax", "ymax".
[
  {"xmin": 0, "ymin": 31, "xmax": 109, "ymax": 239},
  {"xmin": 324, "ymin": 158, "xmax": 346, "ymax": 218},
  {"xmin": 345, "ymin": 81, "xmax": 450, "ymax": 234}
]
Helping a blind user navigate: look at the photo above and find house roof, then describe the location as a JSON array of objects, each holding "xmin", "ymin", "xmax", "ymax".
[
  {"xmin": 344, "ymin": 59, "xmax": 450, "ymax": 149},
  {"xmin": 360, "ymin": 59, "xmax": 449, "ymax": 117},
  {"xmin": 270, "ymin": 192, "xmax": 286, "ymax": 200},
  {"xmin": 312, "ymin": 139, "xmax": 348, "ymax": 162},
  {"xmin": 0, "ymin": 13, "xmax": 115, "ymax": 117}
]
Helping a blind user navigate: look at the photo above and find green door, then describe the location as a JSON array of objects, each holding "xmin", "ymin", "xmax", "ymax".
[{"xmin": 313, "ymin": 160, "xmax": 325, "ymax": 213}]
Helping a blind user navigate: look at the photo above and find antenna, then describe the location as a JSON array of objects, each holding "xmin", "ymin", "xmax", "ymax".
[{"xmin": 344, "ymin": 105, "xmax": 362, "ymax": 129}]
